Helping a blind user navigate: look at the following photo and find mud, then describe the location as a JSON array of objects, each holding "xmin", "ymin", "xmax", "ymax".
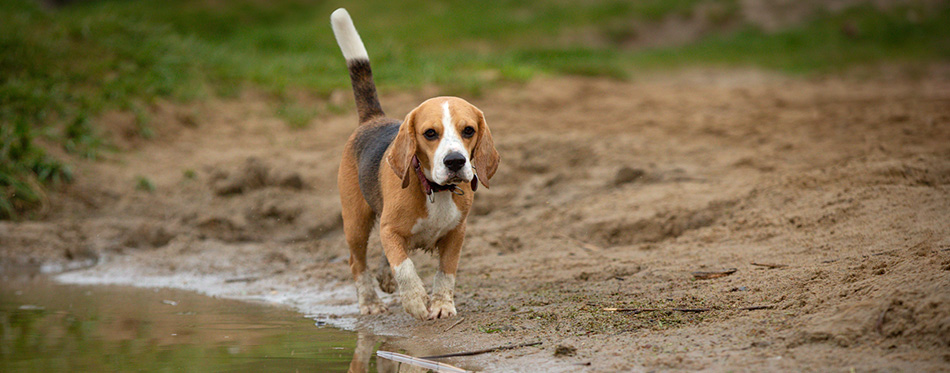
[{"xmin": 1, "ymin": 67, "xmax": 949, "ymax": 371}]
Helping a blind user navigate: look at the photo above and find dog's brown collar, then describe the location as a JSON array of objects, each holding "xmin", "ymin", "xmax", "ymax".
[{"xmin": 412, "ymin": 156, "xmax": 467, "ymax": 202}]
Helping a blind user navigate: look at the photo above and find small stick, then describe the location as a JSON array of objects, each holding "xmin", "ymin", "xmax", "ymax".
[
  {"xmin": 603, "ymin": 307, "xmax": 710, "ymax": 314},
  {"xmin": 421, "ymin": 341, "xmax": 542, "ymax": 359},
  {"xmin": 876, "ymin": 305, "xmax": 890, "ymax": 335},
  {"xmin": 225, "ymin": 276, "xmax": 259, "ymax": 283},
  {"xmin": 604, "ymin": 306, "xmax": 776, "ymax": 313},
  {"xmin": 376, "ymin": 351, "xmax": 468, "ymax": 372},
  {"xmin": 444, "ymin": 317, "xmax": 465, "ymax": 333},
  {"xmin": 692, "ymin": 268, "xmax": 737, "ymax": 280},
  {"xmin": 751, "ymin": 262, "xmax": 787, "ymax": 269},
  {"xmin": 556, "ymin": 234, "xmax": 603, "ymax": 252}
]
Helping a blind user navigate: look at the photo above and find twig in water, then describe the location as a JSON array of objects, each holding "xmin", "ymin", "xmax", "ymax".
[
  {"xmin": 692, "ymin": 268, "xmax": 737, "ymax": 280},
  {"xmin": 751, "ymin": 262, "xmax": 788, "ymax": 269},
  {"xmin": 444, "ymin": 317, "xmax": 465, "ymax": 333},
  {"xmin": 376, "ymin": 351, "xmax": 468, "ymax": 372},
  {"xmin": 421, "ymin": 341, "xmax": 542, "ymax": 359}
]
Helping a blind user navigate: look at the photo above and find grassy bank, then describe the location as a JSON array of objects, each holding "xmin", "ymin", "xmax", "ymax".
[{"xmin": 2, "ymin": 0, "xmax": 949, "ymax": 219}]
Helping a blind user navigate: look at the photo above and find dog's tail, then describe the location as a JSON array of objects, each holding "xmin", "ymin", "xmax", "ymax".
[{"xmin": 331, "ymin": 8, "xmax": 385, "ymax": 123}]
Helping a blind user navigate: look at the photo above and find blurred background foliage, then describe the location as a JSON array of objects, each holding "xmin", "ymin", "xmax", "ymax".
[{"xmin": 2, "ymin": 0, "xmax": 949, "ymax": 219}]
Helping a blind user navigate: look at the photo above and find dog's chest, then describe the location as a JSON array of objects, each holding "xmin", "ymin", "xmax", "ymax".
[{"xmin": 409, "ymin": 193, "xmax": 461, "ymax": 249}]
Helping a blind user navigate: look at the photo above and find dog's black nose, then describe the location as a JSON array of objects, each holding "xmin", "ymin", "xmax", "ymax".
[{"xmin": 443, "ymin": 152, "xmax": 466, "ymax": 172}]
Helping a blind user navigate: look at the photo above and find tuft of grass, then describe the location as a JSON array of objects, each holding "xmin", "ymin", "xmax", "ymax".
[
  {"xmin": 135, "ymin": 176, "xmax": 155, "ymax": 193},
  {"xmin": 477, "ymin": 323, "xmax": 512, "ymax": 334},
  {"xmin": 275, "ymin": 101, "xmax": 317, "ymax": 129},
  {"xmin": 0, "ymin": 121, "xmax": 72, "ymax": 220},
  {"xmin": 62, "ymin": 112, "xmax": 104, "ymax": 160}
]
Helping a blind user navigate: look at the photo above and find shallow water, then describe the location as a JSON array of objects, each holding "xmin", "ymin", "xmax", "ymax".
[{"xmin": 0, "ymin": 275, "xmax": 370, "ymax": 372}]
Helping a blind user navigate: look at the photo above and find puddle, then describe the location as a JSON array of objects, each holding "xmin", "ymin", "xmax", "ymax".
[
  {"xmin": 0, "ymin": 275, "xmax": 466, "ymax": 372},
  {"xmin": 53, "ymin": 256, "xmax": 363, "ymax": 330}
]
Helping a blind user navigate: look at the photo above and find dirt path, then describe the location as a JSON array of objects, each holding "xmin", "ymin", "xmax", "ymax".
[{"xmin": 3, "ymin": 68, "xmax": 949, "ymax": 371}]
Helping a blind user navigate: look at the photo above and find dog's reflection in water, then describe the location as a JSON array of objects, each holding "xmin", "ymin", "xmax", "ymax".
[
  {"xmin": 349, "ymin": 332, "xmax": 456, "ymax": 373},
  {"xmin": 348, "ymin": 332, "xmax": 400, "ymax": 373}
]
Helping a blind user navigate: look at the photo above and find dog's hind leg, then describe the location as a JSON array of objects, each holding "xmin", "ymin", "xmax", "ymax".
[
  {"xmin": 340, "ymin": 161, "xmax": 386, "ymax": 315},
  {"xmin": 375, "ymin": 255, "xmax": 397, "ymax": 294},
  {"xmin": 343, "ymin": 203, "xmax": 386, "ymax": 315}
]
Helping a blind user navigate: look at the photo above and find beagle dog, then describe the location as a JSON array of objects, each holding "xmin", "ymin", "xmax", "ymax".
[{"xmin": 330, "ymin": 9, "xmax": 499, "ymax": 320}]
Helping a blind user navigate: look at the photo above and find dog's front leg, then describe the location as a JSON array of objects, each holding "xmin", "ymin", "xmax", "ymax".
[
  {"xmin": 429, "ymin": 225, "xmax": 464, "ymax": 319},
  {"xmin": 381, "ymin": 227, "xmax": 430, "ymax": 320}
]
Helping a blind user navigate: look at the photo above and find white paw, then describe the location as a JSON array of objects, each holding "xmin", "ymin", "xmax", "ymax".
[
  {"xmin": 427, "ymin": 297, "xmax": 457, "ymax": 320},
  {"xmin": 359, "ymin": 300, "xmax": 387, "ymax": 315}
]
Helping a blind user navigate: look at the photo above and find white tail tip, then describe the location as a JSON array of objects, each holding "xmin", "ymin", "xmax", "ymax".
[{"xmin": 330, "ymin": 8, "xmax": 369, "ymax": 61}]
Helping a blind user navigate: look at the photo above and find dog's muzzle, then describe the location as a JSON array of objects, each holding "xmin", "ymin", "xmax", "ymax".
[{"xmin": 441, "ymin": 152, "xmax": 470, "ymax": 183}]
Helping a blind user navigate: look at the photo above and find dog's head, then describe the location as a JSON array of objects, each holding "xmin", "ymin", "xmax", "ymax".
[{"xmin": 388, "ymin": 97, "xmax": 499, "ymax": 189}]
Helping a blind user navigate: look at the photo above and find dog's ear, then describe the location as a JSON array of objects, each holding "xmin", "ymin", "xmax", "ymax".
[
  {"xmin": 388, "ymin": 108, "xmax": 418, "ymax": 188},
  {"xmin": 472, "ymin": 107, "xmax": 499, "ymax": 189}
]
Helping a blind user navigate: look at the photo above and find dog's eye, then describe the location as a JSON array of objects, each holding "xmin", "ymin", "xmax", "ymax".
[
  {"xmin": 462, "ymin": 126, "xmax": 475, "ymax": 138},
  {"xmin": 423, "ymin": 129, "xmax": 438, "ymax": 140}
]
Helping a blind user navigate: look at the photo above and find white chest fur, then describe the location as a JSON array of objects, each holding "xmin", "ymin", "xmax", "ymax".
[{"xmin": 409, "ymin": 192, "xmax": 461, "ymax": 249}]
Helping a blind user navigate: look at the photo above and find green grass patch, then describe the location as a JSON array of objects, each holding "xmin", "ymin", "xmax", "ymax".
[
  {"xmin": 275, "ymin": 101, "xmax": 318, "ymax": 129},
  {"xmin": 134, "ymin": 175, "xmax": 155, "ymax": 193},
  {"xmin": 2, "ymin": 0, "xmax": 948, "ymax": 219},
  {"xmin": 0, "ymin": 122, "xmax": 72, "ymax": 219},
  {"xmin": 623, "ymin": 4, "xmax": 950, "ymax": 72}
]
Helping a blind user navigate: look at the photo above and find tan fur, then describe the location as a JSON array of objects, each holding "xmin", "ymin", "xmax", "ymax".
[
  {"xmin": 339, "ymin": 97, "xmax": 499, "ymax": 320},
  {"xmin": 471, "ymin": 105, "xmax": 499, "ymax": 188}
]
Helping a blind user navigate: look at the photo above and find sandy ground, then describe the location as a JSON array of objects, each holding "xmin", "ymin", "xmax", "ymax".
[{"xmin": 2, "ymin": 67, "xmax": 949, "ymax": 371}]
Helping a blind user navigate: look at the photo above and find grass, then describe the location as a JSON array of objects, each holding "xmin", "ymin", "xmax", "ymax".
[
  {"xmin": 275, "ymin": 101, "xmax": 318, "ymax": 129},
  {"xmin": 2, "ymin": 0, "xmax": 949, "ymax": 219},
  {"xmin": 0, "ymin": 121, "xmax": 72, "ymax": 219},
  {"xmin": 624, "ymin": 4, "xmax": 950, "ymax": 72},
  {"xmin": 134, "ymin": 176, "xmax": 155, "ymax": 193}
]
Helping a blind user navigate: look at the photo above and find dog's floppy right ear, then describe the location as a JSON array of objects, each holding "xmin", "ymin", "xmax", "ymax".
[{"xmin": 387, "ymin": 108, "xmax": 417, "ymax": 188}]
